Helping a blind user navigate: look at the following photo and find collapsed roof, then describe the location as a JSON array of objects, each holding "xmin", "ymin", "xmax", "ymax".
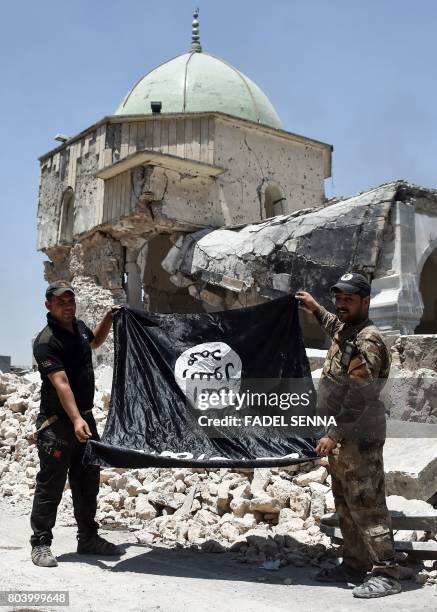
[{"xmin": 163, "ymin": 182, "xmax": 403, "ymax": 309}]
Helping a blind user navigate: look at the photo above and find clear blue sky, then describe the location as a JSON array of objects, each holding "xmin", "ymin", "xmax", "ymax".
[{"xmin": 1, "ymin": 0, "xmax": 436, "ymax": 365}]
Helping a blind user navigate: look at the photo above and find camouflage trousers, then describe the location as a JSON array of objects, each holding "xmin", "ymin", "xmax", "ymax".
[{"xmin": 328, "ymin": 439, "xmax": 399, "ymax": 579}]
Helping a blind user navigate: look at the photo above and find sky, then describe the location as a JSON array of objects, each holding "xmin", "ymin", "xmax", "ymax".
[{"xmin": 0, "ymin": 0, "xmax": 436, "ymax": 365}]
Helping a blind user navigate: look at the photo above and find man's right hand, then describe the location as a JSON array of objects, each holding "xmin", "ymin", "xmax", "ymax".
[
  {"xmin": 73, "ymin": 417, "xmax": 92, "ymax": 443},
  {"xmin": 295, "ymin": 291, "xmax": 320, "ymax": 313}
]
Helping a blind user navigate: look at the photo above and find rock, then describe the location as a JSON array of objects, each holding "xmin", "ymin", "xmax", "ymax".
[
  {"xmin": 187, "ymin": 523, "xmax": 205, "ymax": 543},
  {"xmin": 4, "ymin": 395, "xmax": 27, "ymax": 414},
  {"xmin": 100, "ymin": 469, "xmax": 116, "ymax": 484},
  {"xmin": 108, "ymin": 474, "xmax": 128, "ymax": 491},
  {"xmin": 148, "ymin": 490, "xmax": 185, "ymax": 510},
  {"xmin": 232, "ymin": 513, "xmax": 257, "ymax": 531},
  {"xmin": 230, "ymin": 497, "xmax": 250, "ymax": 517},
  {"xmin": 125, "ymin": 478, "xmax": 143, "ymax": 497},
  {"xmin": 286, "ymin": 553, "xmax": 308, "ymax": 566},
  {"xmin": 391, "ymin": 335, "xmax": 437, "ymax": 372},
  {"xmin": 384, "ymin": 434, "xmax": 437, "ymax": 501},
  {"xmin": 220, "ymin": 522, "xmax": 240, "ymax": 542},
  {"xmin": 194, "ymin": 509, "xmax": 218, "ymax": 526},
  {"xmin": 135, "ymin": 530, "xmax": 155, "ymax": 546},
  {"xmin": 204, "ymin": 492, "xmax": 224, "ymax": 515},
  {"xmin": 216, "ymin": 481, "xmax": 231, "ymax": 513},
  {"xmin": 135, "ymin": 495, "xmax": 158, "ymax": 520},
  {"xmin": 21, "ymin": 371, "xmax": 41, "ymax": 386},
  {"xmin": 394, "ymin": 530, "xmax": 418, "ymax": 542},
  {"xmin": 325, "ymin": 490, "xmax": 336, "ymax": 512},
  {"xmin": 95, "ymin": 365, "xmax": 113, "ymax": 393},
  {"xmin": 174, "ymin": 523, "xmax": 188, "ymax": 541},
  {"xmin": 289, "ymin": 490, "xmax": 311, "ymax": 520},
  {"xmin": 25, "ymin": 466, "xmax": 37, "ymax": 479},
  {"xmin": 309, "ymin": 483, "xmax": 327, "ymax": 519},
  {"xmin": 250, "ymin": 468, "xmax": 271, "ymax": 496},
  {"xmin": 201, "ymin": 540, "xmax": 226, "ymax": 553},
  {"xmin": 274, "ymin": 518, "xmax": 305, "ymax": 534},
  {"xmin": 208, "ymin": 482, "xmax": 218, "ymax": 496},
  {"xmin": 278, "ymin": 508, "xmax": 296, "ymax": 523},
  {"xmin": 230, "ymin": 482, "xmax": 250, "ymax": 500},
  {"xmin": 290, "ymin": 530, "xmax": 315, "ymax": 546},
  {"xmin": 246, "ymin": 534, "xmax": 278, "ymax": 557},
  {"xmin": 415, "ymin": 571, "xmax": 429, "ymax": 585},
  {"xmin": 267, "ymin": 478, "xmax": 298, "ymax": 507},
  {"xmin": 245, "ymin": 545, "xmax": 260, "ymax": 563},
  {"xmin": 249, "ymin": 497, "xmax": 282, "ymax": 514},
  {"xmin": 100, "ymin": 491, "xmax": 123, "ymax": 510},
  {"xmin": 174, "ymin": 480, "xmax": 186, "ymax": 494},
  {"xmin": 294, "ymin": 466, "xmax": 327, "ymax": 486},
  {"xmin": 386, "ymin": 494, "xmax": 437, "ymax": 515},
  {"xmin": 263, "ymin": 513, "xmax": 279, "ymax": 522}
]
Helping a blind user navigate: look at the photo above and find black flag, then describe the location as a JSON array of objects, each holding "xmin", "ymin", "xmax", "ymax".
[{"xmin": 84, "ymin": 295, "xmax": 318, "ymax": 468}]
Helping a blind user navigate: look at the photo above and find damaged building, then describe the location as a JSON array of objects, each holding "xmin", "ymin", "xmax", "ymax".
[{"xmin": 36, "ymin": 13, "xmax": 437, "ymax": 358}]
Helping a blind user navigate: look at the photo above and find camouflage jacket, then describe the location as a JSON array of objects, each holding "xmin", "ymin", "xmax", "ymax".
[{"xmin": 313, "ymin": 305, "xmax": 391, "ymax": 442}]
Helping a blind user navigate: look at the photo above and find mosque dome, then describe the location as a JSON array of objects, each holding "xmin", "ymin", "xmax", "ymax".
[{"xmin": 114, "ymin": 11, "xmax": 282, "ymax": 129}]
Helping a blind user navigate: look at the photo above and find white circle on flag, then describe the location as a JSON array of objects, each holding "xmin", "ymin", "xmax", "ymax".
[{"xmin": 174, "ymin": 342, "xmax": 242, "ymax": 410}]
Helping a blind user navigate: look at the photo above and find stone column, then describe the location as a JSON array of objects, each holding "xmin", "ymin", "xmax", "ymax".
[
  {"xmin": 125, "ymin": 248, "xmax": 143, "ymax": 309},
  {"xmin": 370, "ymin": 201, "xmax": 423, "ymax": 334}
]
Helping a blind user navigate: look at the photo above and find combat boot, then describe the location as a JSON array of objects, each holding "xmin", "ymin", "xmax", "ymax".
[
  {"xmin": 353, "ymin": 574, "xmax": 401, "ymax": 598},
  {"xmin": 31, "ymin": 544, "xmax": 58, "ymax": 567}
]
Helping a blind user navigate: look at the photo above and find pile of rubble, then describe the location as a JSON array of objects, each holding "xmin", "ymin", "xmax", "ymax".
[
  {"xmin": 0, "ymin": 367, "xmax": 436, "ymax": 584},
  {"xmin": 383, "ymin": 335, "xmax": 437, "ymax": 424}
]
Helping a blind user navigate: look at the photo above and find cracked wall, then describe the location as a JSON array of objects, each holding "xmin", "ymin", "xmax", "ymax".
[{"xmin": 213, "ymin": 118, "xmax": 327, "ymax": 224}]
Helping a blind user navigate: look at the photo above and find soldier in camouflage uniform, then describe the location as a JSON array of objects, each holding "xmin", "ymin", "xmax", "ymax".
[{"xmin": 296, "ymin": 273, "xmax": 401, "ymax": 599}]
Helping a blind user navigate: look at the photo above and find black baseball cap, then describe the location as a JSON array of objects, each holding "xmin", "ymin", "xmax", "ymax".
[
  {"xmin": 330, "ymin": 272, "xmax": 371, "ymax": 296},
  {"xmin": 45, "ymin": 280, "xmax": 75, "ymax": 298}
]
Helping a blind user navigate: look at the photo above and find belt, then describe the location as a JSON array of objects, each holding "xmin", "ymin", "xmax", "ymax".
[{"xmin": 30, "ymin": 409, "xmax": 94, "ymax": 440}]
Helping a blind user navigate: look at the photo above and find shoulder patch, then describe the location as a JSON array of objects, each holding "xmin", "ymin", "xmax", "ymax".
[{"xmin": 34, "ymin": 325, "xmax": 53, "ymax": 347}]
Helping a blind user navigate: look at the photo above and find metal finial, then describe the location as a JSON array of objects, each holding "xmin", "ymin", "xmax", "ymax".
[{"xmin": 190, "ymin": 8, "xmax": 202, "ymax": 52}]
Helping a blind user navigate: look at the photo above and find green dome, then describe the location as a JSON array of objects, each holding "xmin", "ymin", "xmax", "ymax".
[{"xmin": 114, "ymin": 51, "xmax": 282, "ymax": 129}]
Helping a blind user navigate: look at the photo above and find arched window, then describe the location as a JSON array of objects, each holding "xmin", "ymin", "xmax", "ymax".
[
  {"xmin": 264, "ymin": 184, "xmax": 285, "ymax": 219},
  {"xmin": 415, "ymin": 246, "xmax": 437, "ymax": 333},
  {"xmin": 58, "ymin": 189, "xmax": 75, "ymax": 244}
]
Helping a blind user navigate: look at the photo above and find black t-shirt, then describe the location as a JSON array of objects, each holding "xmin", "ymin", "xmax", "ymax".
[{"xmin": 33, "ymin": 314, "xmax": 95, "ymax": 417}]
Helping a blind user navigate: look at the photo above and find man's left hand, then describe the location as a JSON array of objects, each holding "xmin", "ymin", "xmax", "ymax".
[
  {"xmin": 315, "ymin": 436, "xmax": 338, "ymax": 456},
  {"xmin": 109, "ymin": 305, "xmax": 122, "ymax": 318}
]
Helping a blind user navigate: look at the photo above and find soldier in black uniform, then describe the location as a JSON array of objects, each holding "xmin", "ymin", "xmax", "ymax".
[
  {"xmin": 296, "ymin": 273, "xmax": 401, "ymax": 599},
  {"xmin": 30, "ymin": 280, "xmax": 122, "ymax": 567}
]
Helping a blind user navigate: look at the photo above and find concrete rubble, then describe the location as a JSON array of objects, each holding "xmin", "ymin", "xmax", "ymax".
[
  {"xmin": 384, "ymin": 437, "xmax": 437, "ymax": 502},
  {"xmin": 158, "ymin": 181, "xmax": 437, "ymax": 339},
  {"xmin": 162, "ymin": 183, "xmax": 396, "ymax": 311},
  {"xmin": 1, "ymin": 366, "xmax": 436, "ymax": 584},
  {"xmin": 382, "ymin": 335, "xmax": 437, "ymax": 424}
]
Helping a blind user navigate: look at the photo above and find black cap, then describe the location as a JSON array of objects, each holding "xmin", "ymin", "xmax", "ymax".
[
  {"xmin": 330, "ymin": 272, "xmax": 371, "ymax": 296},
  {"xmin": 46, "ymin": 280, "xmax": 75, "ymax": 299}
]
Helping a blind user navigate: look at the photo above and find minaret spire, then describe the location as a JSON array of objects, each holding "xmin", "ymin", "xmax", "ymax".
[{"xmin": 190, "ymin": 8, "xmax": 202, "ymax": 52}]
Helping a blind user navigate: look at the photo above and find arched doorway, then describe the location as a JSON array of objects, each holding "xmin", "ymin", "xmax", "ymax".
[
  {"xmin": 263, "ymin": 184, "xmax": 285, "ymax": 219},
  {"xmin": 143, "ymin": 234, "xmax": 204, "ymax": 313},
  {"xmin": 415, "ymin": 246, "xmax": 437, "ymax": 333},
  {"xmin": 58, "ymin": 189, "xmax": 75, "ymax": 244}
]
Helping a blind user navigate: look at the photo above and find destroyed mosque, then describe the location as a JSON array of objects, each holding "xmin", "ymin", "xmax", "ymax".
[{"xmin": 36, "ymin": 14, "xmax": 437, "ymax": 365}]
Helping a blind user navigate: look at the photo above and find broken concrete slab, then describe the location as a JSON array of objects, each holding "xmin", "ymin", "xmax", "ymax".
[
  {"xmin": 384, "ymin": 425, "xmax": 437, "ymax": 501},
  {"xmin": 162, "ymin": 184, "xmax": 396, "ymax": 310}
]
